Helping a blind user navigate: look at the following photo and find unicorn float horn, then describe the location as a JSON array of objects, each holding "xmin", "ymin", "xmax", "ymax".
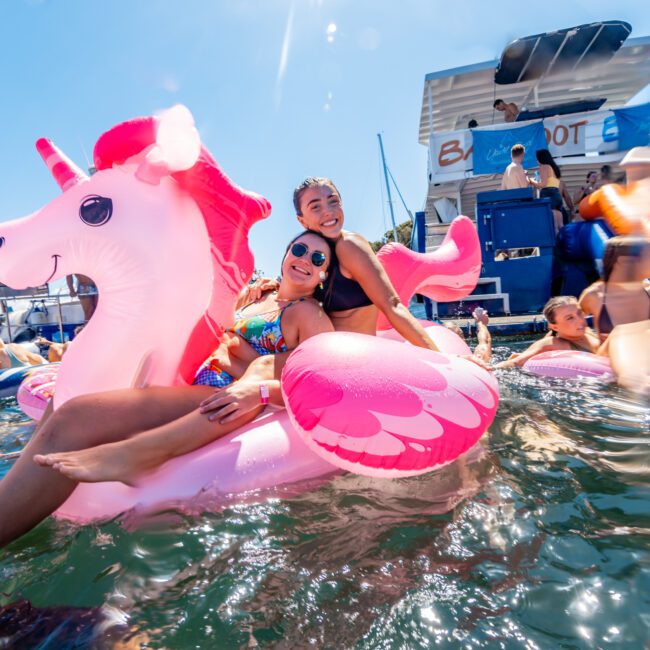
[
  {"xmin": 35, "ymin": 138, "xmax": 88, "ymax": 191},
  {"xmin": 376, "ymin": 215, "xmax": 482, "ymax": 330}
]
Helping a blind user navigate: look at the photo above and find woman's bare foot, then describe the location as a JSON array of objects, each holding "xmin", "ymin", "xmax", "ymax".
[{"xmin": 33, "ymin": 441, "xmax": 161, "ymax": 486}]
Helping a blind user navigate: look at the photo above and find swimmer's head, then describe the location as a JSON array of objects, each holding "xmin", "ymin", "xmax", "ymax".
[
  {"xmin": 543, "ymin": 296, "xmax": 586, "ymax": 338},
  {"xmin": 293, "ymin": 177, "xmax": 343, "ymax": 239},
  {"xmin": 603, "ymin": 236, "xmax": 650, "ymax": 283}
]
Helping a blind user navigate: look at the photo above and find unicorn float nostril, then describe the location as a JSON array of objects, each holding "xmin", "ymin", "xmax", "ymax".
[{"xmin": 0, "ymin": 237, "xmax": 5, "ymax": 248}]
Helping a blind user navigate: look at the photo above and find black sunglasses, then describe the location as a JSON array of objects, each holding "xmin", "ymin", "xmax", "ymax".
[{"xmin": 290, "ymin": 242, "xmax": 327, "ymax": 267}]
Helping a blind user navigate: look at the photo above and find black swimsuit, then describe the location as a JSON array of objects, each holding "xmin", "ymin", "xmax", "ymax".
[
  {"xmin": 317, "ymin": 261, "xmax": 373, "ymax": 312},
  {"xmin": 597, "ymin": 284, "xmax": 650, "ymax": 335}
]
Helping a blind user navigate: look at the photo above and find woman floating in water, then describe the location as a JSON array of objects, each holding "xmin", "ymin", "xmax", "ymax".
[
  {"xmin": 0, "ymin": 231, "xmax": 334, "ymax": 547},
  {"xmin": 495, "ymin": 295, "xmax": 648, "ymax": 393},
  {"xmin": 496, "ymin": 296, "xmax": 604, "ymax": 369},
  {"xmin": 0, "ymin": 340, "xmax": 46, "ymax": 369}
]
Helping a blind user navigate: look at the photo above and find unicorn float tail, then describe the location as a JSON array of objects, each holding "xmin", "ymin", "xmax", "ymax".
[{"xmin": 376, "ymin": 215, "xmax": 481, "ymax": 330}]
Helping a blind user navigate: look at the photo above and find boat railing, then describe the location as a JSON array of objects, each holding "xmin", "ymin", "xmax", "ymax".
[{"xmin": 0, "ymin": 290, "xmax": 88, "ymax": 343}]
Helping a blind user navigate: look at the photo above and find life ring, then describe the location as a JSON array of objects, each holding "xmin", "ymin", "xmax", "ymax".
[
  {"xmin": 523, "ymin": 350, "xmax": 613, "ymax": 380},
  {"xmin": 282, "ymin": 332, "xmax": 498, "ymax": 478}
]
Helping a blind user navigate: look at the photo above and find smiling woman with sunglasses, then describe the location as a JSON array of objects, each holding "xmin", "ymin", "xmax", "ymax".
[
  {"xmin": 251, "ymin": 177, "xmax": 440, "ymax": 350},
  {"xmin": 0, "ymin": 231, "xmax": 335, "ymax": 547}
]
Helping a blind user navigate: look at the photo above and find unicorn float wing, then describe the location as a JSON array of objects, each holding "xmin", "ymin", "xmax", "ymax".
[{"xmin": 0, "ymin": 106, "xmax": 498, "ymax": 523}]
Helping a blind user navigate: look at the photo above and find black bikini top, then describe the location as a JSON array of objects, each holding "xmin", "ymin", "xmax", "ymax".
[
  {"xmin": 316, "ymin": 262, "xmax": 373, "ymax": 312},
  {"xmin": 598, "ymin": 283, "xmax": 650, "ymax": 335}
]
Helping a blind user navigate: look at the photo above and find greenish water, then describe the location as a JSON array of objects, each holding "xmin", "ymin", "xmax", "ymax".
[{"xmin": 1, "ymin": 343, "xmax": 649, "ymax": 648}]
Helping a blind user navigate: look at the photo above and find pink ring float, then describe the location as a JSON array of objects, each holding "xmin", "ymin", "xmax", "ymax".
[
  {"xmin": 282, "ymin": 332, "xmax": 498, "ymax": 478},
  {"xmin": 523, "ymin": 350, "xmax": 613, "ymax": 379},
  {"xmin": 16, "ymin": 364, "xmax": 59, "ymax": 420},
  {"xmin": 377, "ymin": 319, "xmax": 471, "ymax": 356}
]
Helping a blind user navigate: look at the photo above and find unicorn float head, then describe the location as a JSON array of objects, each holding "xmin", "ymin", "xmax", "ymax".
[{"xmin": 0, "ymin": 105, "xmax": 270, "ymax": 407}]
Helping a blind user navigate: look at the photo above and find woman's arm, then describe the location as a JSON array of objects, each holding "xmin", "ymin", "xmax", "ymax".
[
  {"xmin": 578, "ymin": 285, "xmax": 600, "ymax": 318},
  {"xmin": 236, "ymin": 278, "xmax": 280, "ymax": 308},
  {"xmin": 495, "ymin": 337, "xmax": 556, "ymax": 368},
  {"xmin": 338, "ymin": 235, "xmax": 440, "ymax": 351},
  {"xmin": 201, "ymin": 302, "xmax": 334, "ymax": 422}
]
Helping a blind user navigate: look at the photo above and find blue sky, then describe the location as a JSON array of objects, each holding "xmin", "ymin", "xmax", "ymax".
[{"xmin": 0, "ymin": 1, "xmax": 649, "ymax": 276}]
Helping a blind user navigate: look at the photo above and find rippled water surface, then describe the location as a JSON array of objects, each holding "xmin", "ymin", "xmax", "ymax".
[{"xmin": 1, "ymin": 341, "xmax": 649, "ymax": 648}]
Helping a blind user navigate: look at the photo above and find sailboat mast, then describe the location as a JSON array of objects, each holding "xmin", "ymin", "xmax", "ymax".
[{"xmin": 377, "ymin": 133, "xmax": 399, "ymax": 243}]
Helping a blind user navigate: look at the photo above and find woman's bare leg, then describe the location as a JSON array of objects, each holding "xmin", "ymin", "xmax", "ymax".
[
  {"xmin": 36, "ymin": 399, "xmax": 264, "ymax": 485},
  {"xmin": 0, "ymin": 386, "xmax": 212, "ymax": 547}
]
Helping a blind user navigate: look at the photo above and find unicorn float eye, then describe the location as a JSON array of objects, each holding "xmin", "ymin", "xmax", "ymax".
[{"xmin": 79, "ymin": 195, "xmax": 113, "ymax": 227}]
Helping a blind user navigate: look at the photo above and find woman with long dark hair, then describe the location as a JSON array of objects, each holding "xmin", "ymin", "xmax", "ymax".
[{"xmin": 530, "ymin": 149, "xmax": 565, "ymax": 233}]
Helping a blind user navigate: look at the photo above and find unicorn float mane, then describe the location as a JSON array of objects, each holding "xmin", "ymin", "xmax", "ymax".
[{"xmin": 92, "ymin": 115, "xmax": 271, "ymax": 383}]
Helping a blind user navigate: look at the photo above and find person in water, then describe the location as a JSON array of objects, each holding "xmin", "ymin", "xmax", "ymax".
[
  {"xmin": 578, "ymin": 236, "xmax": 650, "ymax": 342},
  {"xmin": 219, "ymin": 176, "xmax": 489, "ymax": 424},
  {"xmin": 496, "ymin": 296, "xmax": 605, "ymax": 369},
  {"xmin": 0, "ymin": 231, "xmax": 334, "ymax": 548},
  {"xmin": 0, "ymin": 339, "xmax": 46, "ymax": 369}
]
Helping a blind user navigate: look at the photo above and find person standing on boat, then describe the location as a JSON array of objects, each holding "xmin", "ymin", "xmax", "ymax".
[
  {"xmin": 500, "ymin": 144, "xmax": 529, "ymax": 190},
  {"xmin": 493, "ymin": 99, "xmax": 519, "ymax": 123},
  {"xmin": 66, "ymin": 274, "xmax": 98, "ymax": 322},
  {"xmin": 572, "ymin": 171, "xmax": 598, "ymax": 208}
]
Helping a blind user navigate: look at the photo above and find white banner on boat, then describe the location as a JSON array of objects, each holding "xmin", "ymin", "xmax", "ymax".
[{"xmin": 429, "ymin": 109, "xmax": 619, "ymax": 183}]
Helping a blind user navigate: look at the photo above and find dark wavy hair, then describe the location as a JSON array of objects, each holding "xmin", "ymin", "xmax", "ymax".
[{"xmin": 536, "ymin": 149, "xmax": 561, "ymax": 179}]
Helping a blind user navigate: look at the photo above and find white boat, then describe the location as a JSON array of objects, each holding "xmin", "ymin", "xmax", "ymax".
[{"xmin": 413, "ymin": 21, "xmax": 650, "ymax": 317}]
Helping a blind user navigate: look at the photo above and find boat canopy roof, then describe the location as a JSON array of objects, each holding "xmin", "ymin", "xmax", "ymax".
[
  {"xmin": 419, "ymin": 25, "xmax": 650, "ymax": 143},
  {"xmin": 494, "ymin": 21, "xmax": 630, "ymax": 85}
]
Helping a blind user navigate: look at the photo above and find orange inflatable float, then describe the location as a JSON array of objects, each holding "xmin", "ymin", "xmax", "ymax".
[{"xmin": 580, "ymin": 177, "xmax": 650, "ymax": 238}]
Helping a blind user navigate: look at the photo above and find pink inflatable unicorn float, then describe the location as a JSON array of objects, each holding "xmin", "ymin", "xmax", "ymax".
[{"xmin": 0, "ymin": 106, "xmax": 499, "ymax": 523}]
